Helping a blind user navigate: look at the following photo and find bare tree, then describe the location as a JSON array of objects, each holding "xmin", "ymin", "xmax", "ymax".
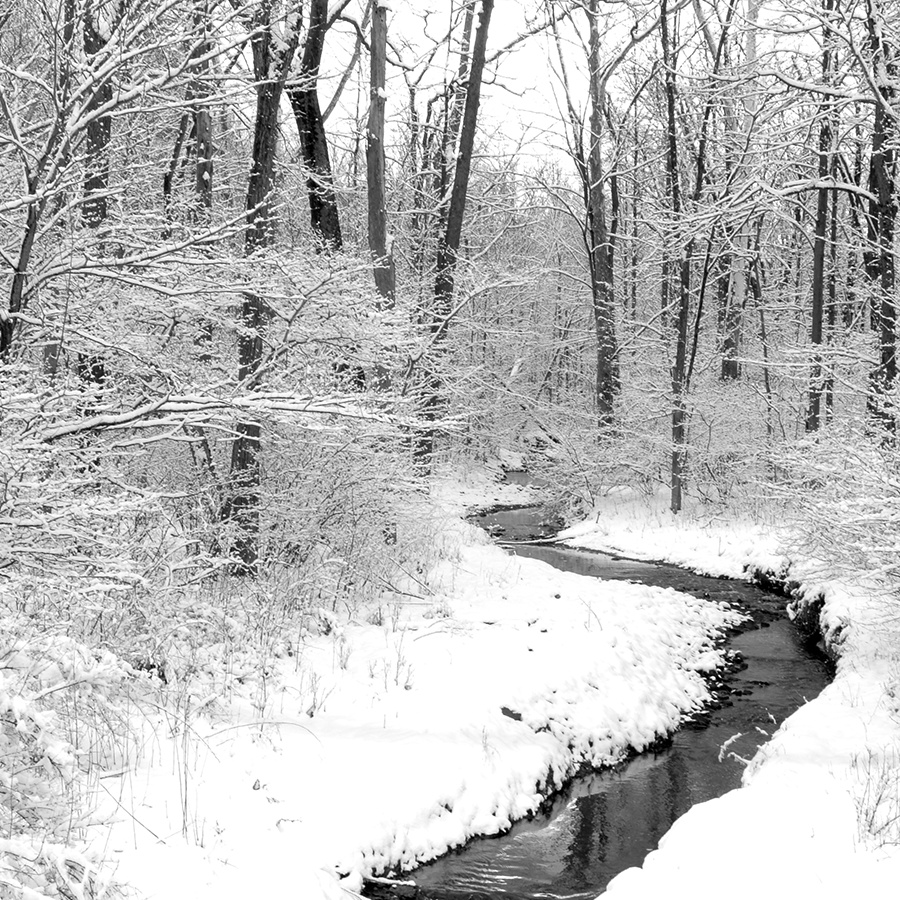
[{"xmin": 546, "ymin": 0, "xmax": 662, "ymax": 427}]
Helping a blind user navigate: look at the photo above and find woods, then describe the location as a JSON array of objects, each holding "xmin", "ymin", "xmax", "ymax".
[{"xmin": 1, "ymin": 0, "xmax": 899, "ymax": 895}]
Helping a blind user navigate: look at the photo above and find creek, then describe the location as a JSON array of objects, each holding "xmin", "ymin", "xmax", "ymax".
[{"xmin": 407, "ymin": 502, "xmax": 832, "ymax": 900}]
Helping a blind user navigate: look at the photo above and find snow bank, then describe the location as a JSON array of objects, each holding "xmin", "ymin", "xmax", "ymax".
[
  {"xmin": 95, "ymin": 478, "xmax": 742, "ymax": 899},
  {"xmin": 559, "ymin": 488, "xmax": 786, "ymax": 579},
  {"xmin": 563, "ymin": 493, "xmax": 900, "ymax": 899}
]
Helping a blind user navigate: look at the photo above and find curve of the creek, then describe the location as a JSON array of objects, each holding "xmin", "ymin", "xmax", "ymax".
[{"xmin": 371, "ymin": 497, "xmax": 833, "ymax": 900}]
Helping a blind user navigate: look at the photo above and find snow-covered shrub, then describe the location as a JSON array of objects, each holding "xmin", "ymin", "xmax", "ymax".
[
  {"xmin": 774, "ymin": 425, "xmax": 900, "ymax": 585},
  {"xmin": 0, "ymin": 839, "xmax": 118, "ymax": 900},
  {"xmin": 0, "ymin": 613, "xmax": 133, "ymax": 897},
  {"xmin": 852, "ymin": 748, "xmax": 900, "ymax": 848},
  {"xmin": 262, "ymin": 426, "xmax": 431, "ymax": 614}
]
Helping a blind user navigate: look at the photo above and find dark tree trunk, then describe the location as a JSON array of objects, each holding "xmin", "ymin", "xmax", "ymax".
[
  {"xmin": 585, "ymin": 0, "xmax": 619, "ymax": 427},
  {"xmin": 1, "ymin": 205, "xmax": 40, "ymax": 358},
  {"xmin": 863, "ymin": 4, "xmax": 897, "ymax": 436},
  {"xmin": 751, "ymin": 252, "xmax": 777, "ymax": 441},
  {"xmin": 661, "ymin": 0, "xmax": 691, "ymax": 514},
  {"xmin": 414, "ymin": 0, "xmax": 494, "ymax": 471},
  {"xmin": 806, "ymin": 0, "xmax": 835, "ymax": 432},
  {"xmin": 720, "ymin": 290, "xmax": 741, "ymax": 379},
  {"xmin": 630, "ymin": 119, "xmax": 640, "ymax": 322},
  {"xmin": 222, "ymin": 9, "xmax": 300, "ymax": 573},
  {"xmin": 193, "ymin": 2, "xmax": 214, "ymax": 214},
  {"xmin": 82, "ymin": 4, "xmax": 113, "ymax": 229},
  {"xmin": 162, "ymin": 112, "xmax": 192, "ymax": 237},
  {"xmin": 1, "ymin": 1, "xmax": 77, "ymax": 358},
  {"xmin": 824, "ymin": 185, "xmax": 838, "ymax": 420},
  {"xmin": 436, "ymin": 2, "xmax": 476, "ymax": 232},
  {"xmin": 366, "ymin": 3, "xmax": 395, "ymax": 308},
  {"xmin": 289, "ymin": 0, "xmax": 343, "ymax": 250}
]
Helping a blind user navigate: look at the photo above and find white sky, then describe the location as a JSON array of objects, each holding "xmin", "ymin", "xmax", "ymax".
[{"xmin": 319, "ymin": 1, "xmax": 572, "ymax": 165}]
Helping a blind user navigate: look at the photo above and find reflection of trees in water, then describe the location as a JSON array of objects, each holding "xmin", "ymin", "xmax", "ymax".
[
  {"xmin": 564, "ymin": 786, "xmax": 605, "ymax": 886},
  {"xmin": 559, "ymin": 750, "xmax": 698, "ymax": 894}
]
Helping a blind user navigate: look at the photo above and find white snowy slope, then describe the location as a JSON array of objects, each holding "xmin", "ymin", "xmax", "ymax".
[
  {"xmin": 562, "ymin": 491, "xmax": 900, "ymax": 900},
  {"xmin": 100, "ymin": 476, "xmax": 743, "ymax": 900}
]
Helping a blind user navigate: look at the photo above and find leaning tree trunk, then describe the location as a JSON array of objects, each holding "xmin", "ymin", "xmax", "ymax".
[{"xmin": 289, "ymin": 0, "xmax": 343, "ymax": 250}]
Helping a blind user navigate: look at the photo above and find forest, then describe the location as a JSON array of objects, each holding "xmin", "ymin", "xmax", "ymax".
[{"xmin": 0, "ymin": 0, "xmax": 898, "ymax": 898}]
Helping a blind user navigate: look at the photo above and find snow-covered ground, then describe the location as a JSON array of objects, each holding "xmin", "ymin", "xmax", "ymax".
[
  {"xmin": 31, "ymin": 471, "xmax": 896, "ymax": 900},
  {"xmin": 90, "ymin": 470, "xmax": 746, "ymax": 899},
  {"xmin": 562, "ymin": 490, "xmax": 900, "ymax": 899}
]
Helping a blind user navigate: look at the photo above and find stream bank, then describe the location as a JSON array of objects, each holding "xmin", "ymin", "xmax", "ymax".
[{"xmin": 388, "ymin": 502, "xmax": 833, "ymax": 899}]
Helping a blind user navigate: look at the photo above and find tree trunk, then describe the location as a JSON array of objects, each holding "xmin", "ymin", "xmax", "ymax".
[
  {"xmin": 289, "ymin": 0, "xmax": 343, "ymax": 250},
  {"xmin": 719, "ymin": 0, "xmax": 756, "ymax": 380},
  {"xmin": 82, "ymin": 3, "xmax": 113, "ymax": 229},
  {"xmin": 661, "ymin": 0, "xmax": 691, "ymax": 514},
  {"xmin": 223, "ymin": 10, "xmax": 299, "ymax": 573},
  {"xmin": 751, "ymin": 253, "xmax": 777, "ymax": 441},
  {"xmin": 630, "ymin": 117, "xmax": 640, "ymax": 322},
  {"xmin": 806, "ymin": 0, "xmax": 835, "ymax": 432},
  {"xmin": 824, "ymin": 185, "xmax": 839, "ymax": 420},
  {"xmin": 863, "ymin": 0, "xmax": 897, "ymax": 436},
  {"xmin": 436, "ymin": 2, "xmax": 476, "ymax": 232},
  {"xmin": 415, "ymin": 0, "xmax": 494, "ymax": 471},
  {"xmin": 193, "ymin": 1, "xmax": 214, "ymax": 215},
  {"xmin": 366, "ymin": 2, "xmax": 395, "ymax": 308},
  {"xmin": 586, "ymin": 0, "xmax": 619, "ymax": 427}
]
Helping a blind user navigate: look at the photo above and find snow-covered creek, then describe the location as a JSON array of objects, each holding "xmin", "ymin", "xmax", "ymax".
[{"xmin": 407, "ymin": 504, "xmax": 833, "ymax": 899}]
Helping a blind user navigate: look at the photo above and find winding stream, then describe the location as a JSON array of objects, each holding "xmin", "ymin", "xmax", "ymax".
[{"xmin": 407, "ymin": 503, "xmax": 832, "ymax": 900}]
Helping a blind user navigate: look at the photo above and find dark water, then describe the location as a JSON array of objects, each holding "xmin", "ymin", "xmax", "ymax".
[
  {"xmin": 503, "ymin": 470, "xmax": 540, "ymax": 488},
  {"xmin": 408, "ymin": 506, "xmax": 831, "ymax": 900}
]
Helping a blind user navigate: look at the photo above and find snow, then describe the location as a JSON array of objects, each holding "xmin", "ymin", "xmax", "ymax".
[
  {"xmin": 89, "ymin": 472, "xmax": 743, "ymax": 899},
  {"xmin": 35, "ymin": 473, "xmax": 900, "ymax": 900},
  {"xmin": 558, "ymin": 488, "xmax": 786, "ymax": 579},
  {"xmin": 563, "ymin": 489, "xmax": 900, "ymax": 900}
]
